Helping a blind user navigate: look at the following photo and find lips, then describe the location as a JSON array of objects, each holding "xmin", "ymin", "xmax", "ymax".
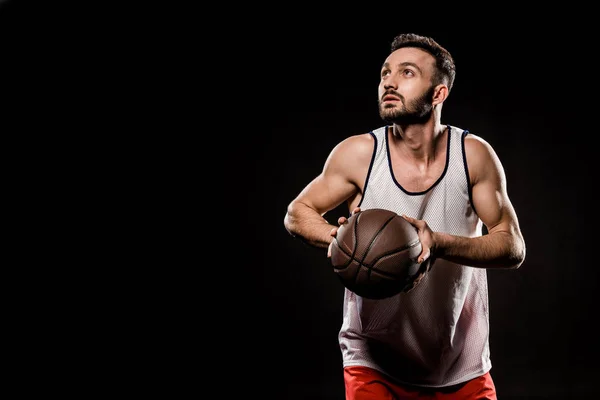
[{"xmin": 382, "ymin": 94, "xmax": 401, "ymax": 102}]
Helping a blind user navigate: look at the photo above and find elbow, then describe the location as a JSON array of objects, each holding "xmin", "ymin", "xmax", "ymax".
[
  {"xmin": 283, "ymin": 203, "xmax": 298, "ymax": 237},
  {"xmin": 508, "ymin": 252, "xmax": 525, "ymax": 269},
  {"xmin": 509, "ymin": 238, "xmax": 526, "ymax": 269},
  {"xmin": 283, "ymin": 213, "xmax": 295, "ymax": 237}
]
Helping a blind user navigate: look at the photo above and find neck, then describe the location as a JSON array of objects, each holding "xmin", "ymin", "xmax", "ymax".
[{"xmin": 390, "ymin": 120, "xmax": 447, "ymax": 163}]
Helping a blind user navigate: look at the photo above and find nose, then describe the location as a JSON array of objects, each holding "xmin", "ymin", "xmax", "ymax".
[{"xmin": 382, "ymin": 76, "xmax": 398, "ymax": 91}]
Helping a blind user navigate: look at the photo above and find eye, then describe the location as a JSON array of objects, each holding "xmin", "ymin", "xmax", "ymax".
[
  {"xmin": 381, "ymin": 69, "xmax": 390, "ymax": 78},
  {"xmin": 403, "ymin": 69, "xmax": 415, "ymax": 77}
]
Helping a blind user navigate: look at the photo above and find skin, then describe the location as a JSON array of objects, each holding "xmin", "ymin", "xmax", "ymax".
[{"xmin": 283, "ymin": 47, "xmax": 526, "ymax": 270}]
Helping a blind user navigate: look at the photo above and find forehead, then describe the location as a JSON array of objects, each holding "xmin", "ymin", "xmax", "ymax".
[{"xmin": 383, "ymin": 47, "xmax": 435, "ymax": 70}]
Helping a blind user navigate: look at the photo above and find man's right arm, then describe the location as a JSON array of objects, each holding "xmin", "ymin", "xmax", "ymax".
[{"xmin": 283, "ymin": 134, "xmax": 374, "ymax": 249}]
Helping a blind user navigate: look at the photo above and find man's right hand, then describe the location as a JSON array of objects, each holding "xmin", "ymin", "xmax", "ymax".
[{"xmin": 327, "ymin": 207, "xmax": 361, "ymax": 258}]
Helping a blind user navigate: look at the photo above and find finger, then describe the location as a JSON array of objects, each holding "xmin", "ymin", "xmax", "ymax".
[
  {"xmin": 337, "ymin": 216, "xmax": 348, "ymax": 225},
  {"xmin": 412, "ymin": 275, "xmax": 423, "ymax": 287},
  {"xmin": 401, "ymin": 214, "xmax": 414, "ymax": 223},
  {"xmin": 402, "ymin": 214, "xmax": 421, "ymax": 231},
  {"xmin": 406, "ymin": 272, "xmax": 426, "ymax": 292},
  {"xmin": 418, "ymin": 247, "xmax": 431, "ymax": 264},
  {"xmin": 352, "ymin": 207, "xmax": 361, "ymax": 214},
  {"xmin": 414, "ymin": 273, "xmax": 424, "ymax": 284},
  {"xmin": 330, "ymin": 227, "xmax": 338, "ymax": 237}
]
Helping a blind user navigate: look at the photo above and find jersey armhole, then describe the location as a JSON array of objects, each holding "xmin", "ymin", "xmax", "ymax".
[
  {"xmin": 461, "ymin": 130, "xmax": 478, "ymax": 216},
  {"xmin": 356, "ymin": 128, "xmax": 381, "ymax": 212}
]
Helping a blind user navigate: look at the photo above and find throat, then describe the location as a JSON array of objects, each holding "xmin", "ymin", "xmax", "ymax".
[
  {"xmin": 393, "ymin": 165, "xmax": 443, "ymax": 193},
  {"xmin": 390, "ymin": 148, "xmax": 447, "ymax": 193},
  {"xmin": 387, "ymin": 126, "xmax": 449, "ymax": 193}
]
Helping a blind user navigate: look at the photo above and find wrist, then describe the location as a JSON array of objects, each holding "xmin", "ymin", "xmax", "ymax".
[{"xmin": 431, "ymin": 231, "xmax": 445, "ymax": 257}]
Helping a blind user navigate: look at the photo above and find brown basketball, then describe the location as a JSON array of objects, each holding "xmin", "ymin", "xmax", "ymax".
[{"xmin": 330, "ymin": 208, "xmax": 430, "ymax": 299}]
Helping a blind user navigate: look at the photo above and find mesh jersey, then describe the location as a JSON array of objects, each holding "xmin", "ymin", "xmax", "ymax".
[{"xmin": 338, "ymin": 125, "xmax": 490, "ymax": 387}]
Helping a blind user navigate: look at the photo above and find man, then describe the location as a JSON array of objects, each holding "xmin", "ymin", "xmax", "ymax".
[{"xmin": 283, "ymin": 33, "xmax": 526, "ymax": 399}]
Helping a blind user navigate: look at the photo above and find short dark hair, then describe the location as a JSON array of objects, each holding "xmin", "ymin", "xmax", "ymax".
[{"xmin": 390, "ymin": 33, "xmax": 456, "ymax": 92}]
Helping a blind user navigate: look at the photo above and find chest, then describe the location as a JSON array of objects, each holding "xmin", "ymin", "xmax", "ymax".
[{"xmin": 390, "ymin": 153, "xmax": 447, "ymax": 193}]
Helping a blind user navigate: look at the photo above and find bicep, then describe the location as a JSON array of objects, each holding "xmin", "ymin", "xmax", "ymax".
[
  {"xmin": 295, "ymin": 170, "xmax": 357, "ymax": 216},
  {"xmin": 468, "ymin": 138, "xmax": 519, "ymax": 235},
  {"xmin": 472, "ymin": 174, "xmax": 518, "ymax": 235},
  {"xmin": 293, "ymin": 135, "xmax": 371, "ymax": 215}
]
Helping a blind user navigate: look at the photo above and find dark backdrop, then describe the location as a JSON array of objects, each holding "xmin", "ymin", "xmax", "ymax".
[
  {"xmin": 1, "ymin": 2, "xmax": 596, "ymax": 399},
  {"xmin": 233, "ymin": 18, "xmax": 598, "ymax": 400}
]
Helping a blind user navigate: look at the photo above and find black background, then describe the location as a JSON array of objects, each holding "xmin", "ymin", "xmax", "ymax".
[
  {"xmin": 232, "ymin": 17, "xmax": 598, "ymax": 400},
  {"xmin": 2, "ymin": 2, "xmax": 596, "ymax": 398}
]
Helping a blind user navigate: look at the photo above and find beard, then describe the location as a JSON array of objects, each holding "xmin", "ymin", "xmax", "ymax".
[{"xmin": 378, "ymin": 85, "xmax": 435, "ymax": 125}]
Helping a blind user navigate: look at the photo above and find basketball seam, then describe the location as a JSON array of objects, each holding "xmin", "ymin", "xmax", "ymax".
[
  {"xmin": 368, "ymin": 238, "xmax": 420, "ymax": 266},
  {"xmin": 331, "ymin": 209, "xmax": 427, "ymax": 298},
  {"xmin": 333, "ymin": 237, "xmax": 420, "ymax": 267},
  {"xmin": 362, "ymin": 240, "xmax": 422, "ymax": 283},
  {"xmin": 335, "ymin": 213, "xmax": 419, "ymax": 274},
  {"xmin": 354, "ymin": 214, "xmax": 396, "ymax": 284}
]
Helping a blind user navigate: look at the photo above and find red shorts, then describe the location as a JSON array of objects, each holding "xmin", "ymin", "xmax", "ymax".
[{"xmin": 344, "ymin": 366, "xmax": 496, "ymax": 399}]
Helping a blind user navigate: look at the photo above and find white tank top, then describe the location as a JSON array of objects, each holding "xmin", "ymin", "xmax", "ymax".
[{"xmin": 338, "ymin": 125, "xmax": 490, "ymax": 387}]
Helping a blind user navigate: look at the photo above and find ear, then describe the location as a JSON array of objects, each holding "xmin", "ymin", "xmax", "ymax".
[{"xmin": 432, "ymin": 84, "xmax": 448, "ymax": 106}]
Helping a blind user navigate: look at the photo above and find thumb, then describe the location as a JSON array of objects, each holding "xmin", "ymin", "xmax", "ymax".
[
  {"xmin": 418, "ymin": 246, "xmax": 431, "ymax": 264},
  {"xmin": 401, "ymin": 214, "xmax": 416, "ymax": 225}
]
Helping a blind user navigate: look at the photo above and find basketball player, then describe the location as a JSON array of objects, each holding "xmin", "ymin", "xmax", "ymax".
[{"xmin": 283, "ymin": 33, "xmax": 526, "ymax": 399}]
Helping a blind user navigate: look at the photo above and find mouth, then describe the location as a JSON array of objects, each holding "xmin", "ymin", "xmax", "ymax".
[{"xmin": 382, "ymin": 95, "xmax": 401, "ymax": 103}]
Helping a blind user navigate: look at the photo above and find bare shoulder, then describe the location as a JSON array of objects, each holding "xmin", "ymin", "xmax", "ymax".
[
  {"xmin": 333, "ymin": 132, "xmax": 375, "ymax": 155},
  {"xmin": 327, "ymin": 132, "xmax": 375, "ymax": 166},
  {"xmin": 464, "ymin": 132, "xmax": 504, "ymax": 184},
  {"xmin": 464, "ymin": 132, "xmax": 494, "ymax": 154},
  {"xmin": 325, "ymin": 132, "xmax": 375, "ymax": 185}
]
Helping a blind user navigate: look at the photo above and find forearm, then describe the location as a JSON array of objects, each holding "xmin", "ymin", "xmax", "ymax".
[
  {"xmin": 433, "ymin": 230, "xmax": 525, "ymax": 269},
  {"xmin": 284, "ymin": 202, "xmax": 336, "ymax": 249}
]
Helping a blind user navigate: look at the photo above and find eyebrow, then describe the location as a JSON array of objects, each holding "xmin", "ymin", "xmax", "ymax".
[{"xmin": 382, "ymin": 61, "xmax": 423, "ymax": 75}]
